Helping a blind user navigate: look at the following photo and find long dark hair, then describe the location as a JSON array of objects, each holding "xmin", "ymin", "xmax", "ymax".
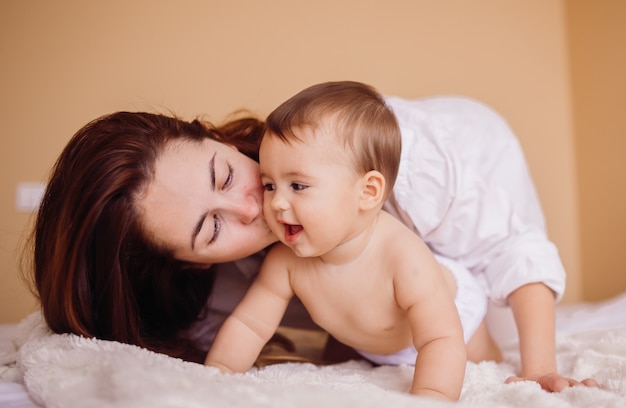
[{"xmin": 27, "ymin": 111, "xmax": 264, "ymax": 362}]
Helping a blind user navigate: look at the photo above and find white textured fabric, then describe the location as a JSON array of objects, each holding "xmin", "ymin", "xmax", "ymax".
[
  {"xmin": 386, "ymin": 96, "xmax": 566, "ymax": 306},
  {"xmin": 2, "ymin": 299, "xmax": 626, "ymax": 408}
]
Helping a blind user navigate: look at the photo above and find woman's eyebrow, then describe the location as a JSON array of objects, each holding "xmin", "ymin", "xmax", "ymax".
[
  {"xmin": 209, "ymin": 152, "xmax": 216, "ymax": 190},
  {"xmin": 191, "ymin": 211, "xmax": 208, "ymax": 250},
  {"xmin": 191, "ymin": 152, "xmax": 217, "ymax": 250}
]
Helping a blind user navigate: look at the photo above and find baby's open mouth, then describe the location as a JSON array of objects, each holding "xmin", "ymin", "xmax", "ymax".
[{"xmin": 284, "ymin": 224, "xmax": 303, "ymax": 242}]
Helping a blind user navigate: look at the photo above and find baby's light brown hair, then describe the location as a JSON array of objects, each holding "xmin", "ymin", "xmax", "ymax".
[{"xmin": 264, "ymin": 81, "xmax": 401, "ymax": 199}]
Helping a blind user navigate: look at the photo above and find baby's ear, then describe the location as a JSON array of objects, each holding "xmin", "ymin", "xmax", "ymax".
[{"xmin": 359, "ymin": 170, "xmax": 385, "ymax": 210}]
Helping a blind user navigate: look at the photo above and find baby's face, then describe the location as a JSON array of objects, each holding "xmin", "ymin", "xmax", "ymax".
[{"xmin": 259, "ymin": 126, "xmax": 364, "ymax": 258}]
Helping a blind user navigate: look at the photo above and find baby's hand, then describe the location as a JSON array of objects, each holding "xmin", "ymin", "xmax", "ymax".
[{"xmin": 505, "ymin": 372, "xmax": 601, "ymax": 392}]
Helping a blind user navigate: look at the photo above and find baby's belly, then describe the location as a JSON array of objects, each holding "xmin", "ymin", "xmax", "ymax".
[{"xmin": 311, "ymin": 311, "xmax": 414, "ymax": 355}]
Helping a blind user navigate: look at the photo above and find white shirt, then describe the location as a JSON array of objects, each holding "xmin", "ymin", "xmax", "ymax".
[{"xmin": 384, "ymin": 96, "xmax": 565, "ymax": 306}]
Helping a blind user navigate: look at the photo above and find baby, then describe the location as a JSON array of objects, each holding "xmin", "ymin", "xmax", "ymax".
[{"xmin": 205, "ymin": 81, "xmax": 493, "ymax": 400}]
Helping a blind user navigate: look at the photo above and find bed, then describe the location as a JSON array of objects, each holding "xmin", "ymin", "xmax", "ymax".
[{"xmin": 1, "ymin": 293, "xmax": 625, "ymax": 407}]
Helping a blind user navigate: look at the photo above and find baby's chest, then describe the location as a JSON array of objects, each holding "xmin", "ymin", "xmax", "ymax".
[{"xmin": 292, "ymin": 269, "xmax": 406, "ymax": 334}]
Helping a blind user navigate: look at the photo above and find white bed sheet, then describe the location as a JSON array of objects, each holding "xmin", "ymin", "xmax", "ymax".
[
  {"xmin": 0, "ymin": 324, "xmax": 38, "ymax": 407},
  {"xmin": 1, "ymin": 292, "xmax": 626, "ymax": 407}
]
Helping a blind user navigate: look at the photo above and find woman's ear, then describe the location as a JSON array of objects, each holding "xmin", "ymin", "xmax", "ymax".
[{"xmin": 359, "ymin": 170, "xmax": 386, "ymax": 210}]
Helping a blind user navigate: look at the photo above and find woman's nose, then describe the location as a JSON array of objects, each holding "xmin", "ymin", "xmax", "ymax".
[{"xmin": 232, "ymin": 193, "xmax": 261, "ymax": 224}]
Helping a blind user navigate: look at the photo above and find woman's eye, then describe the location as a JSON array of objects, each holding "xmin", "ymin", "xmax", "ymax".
[
  {"xmin": 291, "ymin": 183, "xmax": 307, "ymax": 191},
  {"xmin": 223, "ymin": 165, "xmax": 233, "ymax": 189},
  {"xmin": 209, "ymin": 215, "xmax": 220, "ymax": 244},
  {"xmin": 263, "ymin": 183, "xmax": 275, "ymax": 192}
]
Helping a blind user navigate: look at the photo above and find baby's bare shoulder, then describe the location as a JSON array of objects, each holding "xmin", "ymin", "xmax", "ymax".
[{"xmin": 377, "ymin": 214, "xmax": 429, "ymax": 259}]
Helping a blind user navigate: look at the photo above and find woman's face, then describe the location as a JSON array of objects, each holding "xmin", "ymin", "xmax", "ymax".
[{"xmin": 138, "ymin": 138, "xmax": 278, "ymax": 265}]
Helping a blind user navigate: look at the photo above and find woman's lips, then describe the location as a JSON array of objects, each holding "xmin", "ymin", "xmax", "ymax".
[{"xmin": 284, "ymin": 223, "xmax": 303, "ymax": 243}]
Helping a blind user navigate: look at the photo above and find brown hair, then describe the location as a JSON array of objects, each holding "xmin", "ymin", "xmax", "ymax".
[
  {"xmin": 27, "ymin": 111, "xmax": 264, "ymax": 362},
  {"xmin": 265, "ymin": 81, "xmax": 401, "ymax": 198}
]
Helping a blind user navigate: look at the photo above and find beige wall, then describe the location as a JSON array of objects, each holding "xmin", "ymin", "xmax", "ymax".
[
  {"xmin": 568, "ymin": 1, "xmax": 626, "ymax": 301},
  {"xmin": 0, "ymin": 0, "xmax": 584, "ymax": 323}
]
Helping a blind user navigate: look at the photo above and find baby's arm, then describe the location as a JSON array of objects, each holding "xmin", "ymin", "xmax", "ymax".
[
  {"xmin": 395, "ymin": 250, "xmax": 466, "ymax": 400},
  {"xmin": 205, "ymin": 245, "xmax": 294, "ymax": 373}
]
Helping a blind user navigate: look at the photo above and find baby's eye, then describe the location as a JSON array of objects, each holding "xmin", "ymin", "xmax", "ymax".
[
  {"xmin": 263, "ymin": 183, "xmax": 275, "ymax": 192},
  {"xmin": 291, "ymin": 183, "xmax": 307, "ymax": 191}
]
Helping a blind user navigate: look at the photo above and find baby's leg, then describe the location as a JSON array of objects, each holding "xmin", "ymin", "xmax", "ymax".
[{"xmin": 466, "ymin": 319, "xmax": 502, "ymax": 363}]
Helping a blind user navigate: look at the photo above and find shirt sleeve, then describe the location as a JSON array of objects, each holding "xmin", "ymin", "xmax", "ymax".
[{"xmin": 386, "ymin": 96, "xmax": 566, "ymax": 306}]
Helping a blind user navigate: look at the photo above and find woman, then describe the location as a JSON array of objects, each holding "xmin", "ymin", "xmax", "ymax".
[
  {"xmin": 29, "ymin": 112, "xmax": 266, "ymax": 363},
  {"xmin": 28, "ymin": 82, "xmax": 595, "ymax": 390}
]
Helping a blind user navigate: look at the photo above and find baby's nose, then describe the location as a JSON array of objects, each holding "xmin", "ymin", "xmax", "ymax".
[{"xmin": 269, "ymin": 191, "xmax": 290, "ymax": 212}]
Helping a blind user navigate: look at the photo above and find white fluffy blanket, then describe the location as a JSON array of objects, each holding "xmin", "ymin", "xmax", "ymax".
[{"xmin": 1, "ymin": 312, "xmax": 626, "ymax": 408}]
